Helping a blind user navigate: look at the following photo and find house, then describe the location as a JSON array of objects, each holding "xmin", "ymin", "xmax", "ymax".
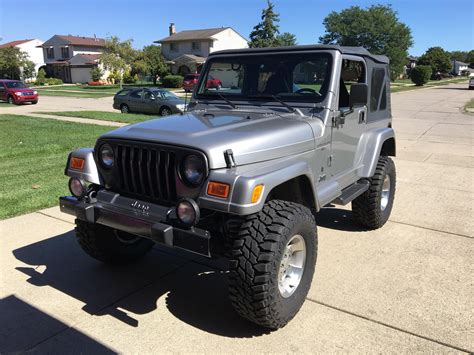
[
  {"xmin": 37, "ymin": 35, "xmax": 106, "ymax": 83},
  {"xmin": 0, "ymin": 39, "xmax": 45, "ymax": 79},
  {"xmin": 155, "ymin": 23, "xmax": 248, "ymax": 75},
  {"xmin": 452, "ymin": 60, "xmax": 470, "ymax": 75}
]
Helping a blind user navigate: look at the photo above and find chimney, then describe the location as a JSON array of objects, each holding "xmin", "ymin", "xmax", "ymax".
[{"xmin": 169, "ymin": 23, "xmax": 176, "ymax": 36}]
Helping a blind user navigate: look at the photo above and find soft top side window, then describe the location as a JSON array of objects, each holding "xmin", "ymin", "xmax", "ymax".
[
  {"xmin": 370, "ymin": 68, "xmax": 387, "ymax": 112},
  {"xmin": 339, "ymin": 59, "xmax": 366, "ymax": 108}
]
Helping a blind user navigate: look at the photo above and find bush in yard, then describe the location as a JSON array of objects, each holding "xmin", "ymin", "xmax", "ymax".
[
  {"xmin": 91, "ymin": 66, "xmax": 103, "ymax": 82},
  {"xmin": 35, "ymin": 68, "xmax": 47, "ymax": 85},
  {"xmin": 162, "ymin": 75, "xmax": 184, "ymax": 88},
  {"xmin": 46, "ymin": 78, "xmax": 63, "ymax": 85},
  {"xmin": 410, "ymin": 65, "xmax": 432, "ymax": 86},
  {"xmin": 123, "ymin": 71, "xmax": 137, "ymax": 84}
]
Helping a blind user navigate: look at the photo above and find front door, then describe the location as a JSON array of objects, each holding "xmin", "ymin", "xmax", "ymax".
[
  {"xmin": 330, "ymin": 57, "xmax": 368, "ymax": 181},
  {"xmin": 127, "ymin": 89, "xmax": 144, "ymax": 112}
]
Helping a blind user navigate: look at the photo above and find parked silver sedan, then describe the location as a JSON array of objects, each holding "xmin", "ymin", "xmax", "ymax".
[{"xmin": 113, "ymin": 88, "xmax": 186, "ymax": 116}]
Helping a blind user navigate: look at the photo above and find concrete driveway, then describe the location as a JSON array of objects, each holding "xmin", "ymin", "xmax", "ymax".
[{"xmin": 1, "ymin": 83, "xmax": 473, "ymax": 353}]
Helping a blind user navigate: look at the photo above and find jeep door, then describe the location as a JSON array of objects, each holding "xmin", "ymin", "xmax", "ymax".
[
  {"xmin": 330, "ymin": 57, "xmax": 368, "ymax": 180},
  {"xmin": 128, "ymin": 89, "xmax": 144, "ymax": 113}
]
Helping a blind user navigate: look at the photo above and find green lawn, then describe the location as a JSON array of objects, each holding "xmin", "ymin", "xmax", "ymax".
[
  {"xmin": 37, "ymin": 110, "xmax": 156, "ymax": 124},
  {"xmin": 35, "ymin": 90, "xmax": 114, "ymax": 98},
  {"xmin": 390, "ymin": 77, "xmax": 469, "ymax": 93},
  {"xmin": 0, "ymin": 114, "xmax": 112, "ymax": 219}
]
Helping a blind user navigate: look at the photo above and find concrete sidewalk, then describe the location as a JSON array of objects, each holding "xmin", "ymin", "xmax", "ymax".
[{"xmin": 1, "ymin": 83, "xmax": 473, "ymax": 353}]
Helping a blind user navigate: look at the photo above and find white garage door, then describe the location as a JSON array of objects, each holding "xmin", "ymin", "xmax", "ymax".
[{"xmin": 70, "ymin": 67, "xmax": 93, "ymax": 83}]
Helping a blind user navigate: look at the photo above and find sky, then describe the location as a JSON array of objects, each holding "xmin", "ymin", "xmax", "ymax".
[{"xmin": 0, "ymin": 0, "xmax": 472, "ymax": 56}]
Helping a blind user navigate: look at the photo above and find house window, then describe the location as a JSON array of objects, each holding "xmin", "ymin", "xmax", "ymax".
[
  {"xmin": 61, "ymin": 47, "xmax": 69, "ymax": 59},
  {"xmin": 192, "ymin": 42, "xmax": 200, "ymax": 51},
  {"xmin": 46, "ymin": 48, "xmax": 54, "ymax": 59},
  {"xmin": 170, "ymin": 43, "xmax": 178, "ymax": 52}
]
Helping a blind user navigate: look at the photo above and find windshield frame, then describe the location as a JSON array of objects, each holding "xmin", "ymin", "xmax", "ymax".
[{"xmin": 195, "ymin": 50, "xmax": 334, "ymax": 106}]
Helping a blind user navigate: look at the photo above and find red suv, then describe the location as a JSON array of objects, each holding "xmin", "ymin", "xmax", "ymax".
[
  {"xmin": 182, "ymin": 74, "xmax": 222, "ymax": 92},
  {"xmin": 0, "ymin": 80, "xmax": 38, "ymax": 105}
]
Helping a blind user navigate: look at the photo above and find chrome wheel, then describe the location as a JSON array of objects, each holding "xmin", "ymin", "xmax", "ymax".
[
  {"xmin": 121, "ymin": 105, "xmax": 129, "ymax": 113},
  {"xmin": 380, "ymin": 174, "xmax": 391, "ymax": 211},
  {"xmin": 8, "ymin": 96, "xmax": 14, "ymax": 104},
  {"xmin": 278, "ymin": 234, "xmax": 306, "ymax": 298}
]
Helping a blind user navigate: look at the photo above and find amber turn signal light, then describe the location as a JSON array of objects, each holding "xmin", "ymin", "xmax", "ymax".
[
  {"xmin": 251, "ymin": 184, "xmax": 264, "ymax": 203},
  {"xmin": 207, "ymin": 181, "xmax": 230, "ymax": 199},
  {"xmin": 70, "ymin": 157, "xmax": 85, "ymax": 170}
]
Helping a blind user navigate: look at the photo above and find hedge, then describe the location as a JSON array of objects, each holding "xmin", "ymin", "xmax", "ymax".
[{"xmin": 162, "ymin": 75, "xmax": 184, "ymax": 88}]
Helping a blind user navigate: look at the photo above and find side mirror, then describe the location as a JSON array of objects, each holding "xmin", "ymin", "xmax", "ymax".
[{"xmin": 349, "ymin": 83, "xmax": 368, "ymax": 107}]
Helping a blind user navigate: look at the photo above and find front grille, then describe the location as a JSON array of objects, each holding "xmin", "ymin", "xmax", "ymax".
[
  {"xmin": 23, "ymin": 92, "xmax": 34, "ymax": 96},
  {"xmin": 115, "ymin": 143, "xmax": 178, "ymax": 204}
]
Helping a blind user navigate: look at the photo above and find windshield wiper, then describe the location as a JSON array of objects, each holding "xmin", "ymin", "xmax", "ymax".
[
  {"xmin": 271, "ymin": 95, "xmax": 296, "ymax": 113},
  {"xmin": 216, "ymin": 92, "xmax": 237, "ymax": 109}
]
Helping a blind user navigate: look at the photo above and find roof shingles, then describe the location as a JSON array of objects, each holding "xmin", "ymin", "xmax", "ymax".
[{"xmin": 157, "ymin": 27, "xmax": 229, "ymax": 42}]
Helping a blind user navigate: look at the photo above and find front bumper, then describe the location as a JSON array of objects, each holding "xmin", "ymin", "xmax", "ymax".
[
  {"xmin": 15, "ymin": 95, "xmax": 38, "ymax": 102},
  {"xmin": 59, "ymin": 190, "xmax": 211, "ymax": 257}
]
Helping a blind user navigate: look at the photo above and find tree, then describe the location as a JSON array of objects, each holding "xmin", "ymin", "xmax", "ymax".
[
  {"xmin": 138, "ymin": 45, "xmax": 168, "ymax": 85},
  {"xmin": 450, "ymin": 50, "xmax": 468, "ymax": 62},
  {"xmin": 466, "ymin": 50, "xmax": 474, "ymax": 65},
  {"xmin": 319, "ymin": 5, "xmax": 413, "ymax": 81},
  {"xmin": 417, "ymin": 47, "xmax": 452, "ymax": 74},
  {"xmin": 410, "ymin": 65, "xmax": 432, "ymax": 86},
  {"xmin": 249, "ymin": 0, "xmax": 280, "ymax": 48},
  {"xmin": 100, "ymin": 36, "xmax": 138, "ymax": 88},
  {"xmin": 276, "ymin": 32, "xmax": 297, "ymax": 46},
  {"xmin": 0, "ymin": 46, "xmax": 35, "ymax": 80},
  {"xmin": 22, "ymin": 59, "xmax": 36, "ymax": 80}
]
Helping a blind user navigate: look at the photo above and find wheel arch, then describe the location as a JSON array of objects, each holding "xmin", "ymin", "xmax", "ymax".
[
  {"xmin": 355, "ymin": 127, "xmax": 396, "ymax": 178},
  {"xmin": 265, "ymin": 175, "xmax": 317, "ymax": 212}
]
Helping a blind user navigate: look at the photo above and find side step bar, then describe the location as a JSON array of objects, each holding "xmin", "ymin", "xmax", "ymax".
[{"xmin": 332, "ymin": 180, "xmax": 370, "ymax": 205}]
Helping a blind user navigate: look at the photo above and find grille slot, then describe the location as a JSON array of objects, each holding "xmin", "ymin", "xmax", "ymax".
[{"xmin": 116, "ymin": 144, "xmax": 178, "ymax": 204}]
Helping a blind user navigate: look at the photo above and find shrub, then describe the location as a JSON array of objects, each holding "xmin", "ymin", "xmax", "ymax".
[
  {"xmin": 46, "ymin": 78, "xmax": 63, "ymax": 85},
  {"xmin": 35, "ymin": 68, "xmax": 47, "ymax": 85},
  {"xmin": 91, "ymin": 66, "xmax": 103, "ymax": 82},
  {"xmin": 410, "ymin": 65, "xmax": 432, "ymax": 86},
  {"xmin": 461, "ymin": 70, "xmax": 471, "ymax": 76},
  {"xmin": 123, "ymin": 71, "xmax": 137, "ymax": 84},
  {"xmin": 162, "ymin": 75, "xmax": 184, "ymax": 88}
]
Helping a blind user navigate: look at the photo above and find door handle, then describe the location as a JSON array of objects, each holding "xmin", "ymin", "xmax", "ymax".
[{"xmin": 358, "ymin": 111, "xmax": 365, "ymax": 124}]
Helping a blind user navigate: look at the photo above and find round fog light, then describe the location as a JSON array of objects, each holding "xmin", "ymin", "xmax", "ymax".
[
  {"xmin": 176, "ymin": 198, "xmax": 200, "ymax": 226},
  {"xmin": 69, "ymin": 177, "xmax": 87, "ymax": 198}
]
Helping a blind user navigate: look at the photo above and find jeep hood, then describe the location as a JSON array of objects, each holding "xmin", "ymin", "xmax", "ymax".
[{"xmin": 101, "ymin": 110, "xmax": 319, "ymax": 169}]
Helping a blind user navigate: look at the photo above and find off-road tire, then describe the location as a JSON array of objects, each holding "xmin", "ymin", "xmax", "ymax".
[
  {"xmin": 75, "ymin": 219, "xmax": 154, "ymax": 264},
  {"xmin": 352, "ymin": 156, "xmax": 396, "ymax": 229},
  {"xmin": 228, "ymin": 200, "xmax": 317, "ymax": 329}
]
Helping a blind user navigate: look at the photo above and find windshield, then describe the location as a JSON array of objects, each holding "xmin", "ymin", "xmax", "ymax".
[
  {"xmin": 5, "ymin": 81, "xmax": 28, "ymax": 89},
  {"xmin": 196, "ymin": 52, "xmax": 332, "ymax": 103}
]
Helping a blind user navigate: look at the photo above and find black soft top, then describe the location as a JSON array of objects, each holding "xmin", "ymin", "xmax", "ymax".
[{"xmin": 209, "ymin": 44, "xmax": 389, "ymax": 64}]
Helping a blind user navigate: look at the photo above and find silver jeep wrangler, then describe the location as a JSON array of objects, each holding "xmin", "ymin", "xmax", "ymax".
[{"xmin": 60, "ymin": 45, "xmax": 396, "ymax": 329}]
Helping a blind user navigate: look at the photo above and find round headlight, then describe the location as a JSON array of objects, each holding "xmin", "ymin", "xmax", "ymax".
[
  {"xmin": 69, "ymin": 177, "xmax": 87, "ymax": 198},
  {"xmin": 181, "ymin": 155, "xmax": 205, "ymax": 186},
  {"xmin": 176, "ymin": 198, "xmax": 200, "ymax": 226},
  {"xmin": 100, "ymin": 144, "xmax": 114, "ymax": 168}
]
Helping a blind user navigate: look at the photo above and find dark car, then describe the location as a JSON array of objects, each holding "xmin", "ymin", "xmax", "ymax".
[
  {"xmin": 0, "ymin": 80, "xmax": 38, "ymax": 105},
  {"xmin": 113, "ymin": 88, "xmax": 186, "ymax": 116},
  {"xmin": 182, "ymin": 73, "xmax": 222, "ymax": 92}
]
